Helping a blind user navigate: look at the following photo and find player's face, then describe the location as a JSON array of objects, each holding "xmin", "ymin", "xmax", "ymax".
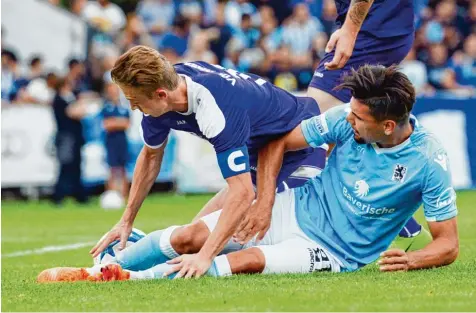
[
  {"xmin": 119, "ymin": 85, "xmax": 169, "ymax": 117},
  {"xmin": 346, "ymin": 98, "xmax": 387, "ymax": 144}
]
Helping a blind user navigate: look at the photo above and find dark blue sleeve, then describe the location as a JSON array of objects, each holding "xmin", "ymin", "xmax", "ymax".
[{"xmin": 140, "ymin": 115, "xmax": 170, "ymax": 149}]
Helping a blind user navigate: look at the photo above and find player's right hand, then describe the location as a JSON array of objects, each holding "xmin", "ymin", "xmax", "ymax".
[
  {"xmin": 89, "ymin": 220, "xmax": 133, "ymax": 258},
  {"xmin": 233, "ymin": 201, "xmax": 272, "ymax": 245},
  {"xmin": 324, "ymin": 28, "xmax": 357, "ymax": 70}
]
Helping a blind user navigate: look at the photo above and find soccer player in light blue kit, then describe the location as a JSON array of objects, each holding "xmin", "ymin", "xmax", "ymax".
[{"xmin": 38, "ymin": 65, "xmax": 459, "ymax": 282}]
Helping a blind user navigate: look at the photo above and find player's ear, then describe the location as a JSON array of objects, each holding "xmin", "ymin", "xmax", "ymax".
[
  {"xmin": 155, "ymin": 88, "xmax": 167, "ymax": 99},
  {"xmin": 383, "ymin": 120, "xmax": 396, "ymax": 136}
]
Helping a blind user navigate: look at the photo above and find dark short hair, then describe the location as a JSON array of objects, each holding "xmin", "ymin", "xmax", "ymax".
[
  {"xmin": 241, "ymin": 13, "xmax": 252, "ymax": 22},
  {"xmin": 335, "ymin": 64, "xmax": 416, "ymax": 124},
  {"xmin": 68, "ymin": 58, "xmax": 81, "ymax": 69},
  {"xmin": 30, "ymin": 55, "xmax": 42, "ymax": 67},
  {"xmin": 2, "ymin": 49, "xmax": 18, "ymax": 62}
]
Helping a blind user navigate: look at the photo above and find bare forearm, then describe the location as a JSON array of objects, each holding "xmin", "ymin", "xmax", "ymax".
[
  {"xmin": 122, "ymin": 146, "xmax": 164, "ymax": 223},
  {"xmin": 192, "ymin": 187, "xmax": 228, "ymax": 222},
  {"xmin": 344, "ymin": 0, "xmax": 374, "ymax": 32},
  {"xmin": 104, "ymin": 118, "xmax": 130, "ymax": 132},
  {"xmin": 199, "ymin": 189, "xmax": 254, "ymax": 259},
  {"xmin": 407, "ymin": 238, "xmax": 458, "ymax": 270},
  {"xmin": 256, "ymin": 139, "xmax": 286, "ymax": 206}
]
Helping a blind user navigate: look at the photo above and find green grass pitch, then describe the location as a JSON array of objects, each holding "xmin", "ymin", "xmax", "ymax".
[{"xmin": 2, "ymin": 191, "xmax": 476, "ymax": 311}]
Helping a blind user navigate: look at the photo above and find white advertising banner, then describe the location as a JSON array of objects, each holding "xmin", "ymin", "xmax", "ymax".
[{"xmin": 1, "ymin": 105, "xmax": 58, "ymax": 187}]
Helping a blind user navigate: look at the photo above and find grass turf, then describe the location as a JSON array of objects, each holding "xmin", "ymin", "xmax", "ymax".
[{"xmin": 2, "ymin": 191, "xmax": 476, "ymax": 311}]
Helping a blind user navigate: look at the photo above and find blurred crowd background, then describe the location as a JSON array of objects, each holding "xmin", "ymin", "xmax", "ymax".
[
  {"xmin": 1, "ymin": 0, "xmax": 475, "ymax": 203},
  {"xmin": 2, "ymin": 0, "xmax": 476, "ymax": 106}
]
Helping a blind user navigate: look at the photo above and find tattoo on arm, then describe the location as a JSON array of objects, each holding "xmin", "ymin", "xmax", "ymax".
[{"xmin": 348, "ymin": 0, "xmax": 374, "ymax": 27}]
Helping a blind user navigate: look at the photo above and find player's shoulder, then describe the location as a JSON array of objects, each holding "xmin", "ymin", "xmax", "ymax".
[
  {"xmin": 409, "ymin": 116, "xmax": 448, "ymax": 161},
  {"xmin": 323, "ymin": 103, "xmax": 352, "ymax": 131}
]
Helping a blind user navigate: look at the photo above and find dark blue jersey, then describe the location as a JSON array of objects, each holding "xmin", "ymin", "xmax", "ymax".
[{"xmin": 140, "ymin": 61, "xmax": 321, "ymax": 179}]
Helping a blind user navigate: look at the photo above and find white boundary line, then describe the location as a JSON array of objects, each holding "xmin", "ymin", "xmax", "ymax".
[{"xmin": 2, "ymin": 241, "xmax": 96, "ymax": 258}]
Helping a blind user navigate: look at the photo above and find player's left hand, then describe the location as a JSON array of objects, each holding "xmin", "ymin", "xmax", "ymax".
[
  {"xmin": 378, "ymin": 249, "xmax": 410, "ymax": 272},
  {"xmin": 164, "ymin": 253, "xmax": 212, "ymax": 279},
  {"xmin": 324, "ymin": 27, "xmax": 358, "ymax": 70}
]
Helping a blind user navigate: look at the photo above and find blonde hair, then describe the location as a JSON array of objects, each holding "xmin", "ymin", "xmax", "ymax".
[{"xmin": 111, "ymin": 45, "xmax": 179, "ymax": 97}]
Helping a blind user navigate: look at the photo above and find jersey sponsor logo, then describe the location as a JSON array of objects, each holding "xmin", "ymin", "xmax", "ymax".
[
  {"xmin": 354, "ymin": 180, "xmax": 370, "ymax": 198},
  {"xmin": 177, "ymin": 120, "xmax": 187, "ymax": 125},
  {"xmin": 434, "ymin": 154, "xmax": 448, "ymax": 171},
  {"xmin": 228, "ymin": 150, "xmax": 246, "ymax": 172},
  {"xmin": 314, "ymin": 115, "xmax": 329, "ymax": 135},
  {"xmin": 436, "ymin": 187, "xmax": 456, "ymax": 208},
  {"xmin": 392, "ymin": 164, "xmax": 407, "ymax": 183},
  {"xmin": 342, "ymin": 186, "xmax": 395, "ymax": 217},
  {"xmin": 314, "ymin": 72, "xmax": 324, "ymax": 78}
]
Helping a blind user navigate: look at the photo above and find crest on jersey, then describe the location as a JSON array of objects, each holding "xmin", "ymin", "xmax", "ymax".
[
  {"xmin": 354, "ymin": 180, "xmax": 370, "ymax": 198},
  {"xmin": 392, "ymin": 164, "xmax": 407, "ymax": 183}
]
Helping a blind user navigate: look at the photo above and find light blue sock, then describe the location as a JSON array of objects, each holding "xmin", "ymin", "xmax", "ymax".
[
  {"xmin": 114, "ymin": 226, "xmax": 180, "ymax": 271},
  {"xmin": 129, "ymin": 255, "xmax": 232, "ymax": 280}
]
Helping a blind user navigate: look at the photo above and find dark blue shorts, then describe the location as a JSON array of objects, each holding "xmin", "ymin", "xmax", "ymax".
[
  {"xmin": 309, "ymin": 33, "xmax": 414, "ymax": 102},
  {"xmin": 106, "ymin": 136, "xmax": 129, "ymax": 168}
]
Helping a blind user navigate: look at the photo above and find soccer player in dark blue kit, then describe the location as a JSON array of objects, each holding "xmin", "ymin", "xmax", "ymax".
[
  {"xmin": 289, "ymin": 0, "xmax": 431, "ymax": 251},
  {"xmin": 89, "ymin": 46, "xmax": 328, "ymax": 273}
]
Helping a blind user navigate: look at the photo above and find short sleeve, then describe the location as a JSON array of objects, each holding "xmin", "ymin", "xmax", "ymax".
[
  {"xmin": 193, "ymin": 77, "xmax": 251, "ymax": 178},
  {"xmin": 422, "ymin": 152, "xmax": 458, "ymax": 222},
  {"xmin": 300, "ymin": 104, "xmax": 352, "ymax": 148},
  {"xmin": 140, "ymin": 115, "xmax": 170, "ymax": 149}
]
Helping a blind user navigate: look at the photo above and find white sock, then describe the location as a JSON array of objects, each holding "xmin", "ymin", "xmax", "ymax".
[
  {"xmin": 207, "ymin": 255, "xmax": 232, "ymax": 277},
  {"xmin": 159, "ymin": 226, "xmax": 180, "ymax": 259}
]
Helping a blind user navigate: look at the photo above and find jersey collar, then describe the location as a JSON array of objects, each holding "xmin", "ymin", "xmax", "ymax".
[{"xmin": 176, "ymin": 74, "xmax": 196, "ymax": 116}]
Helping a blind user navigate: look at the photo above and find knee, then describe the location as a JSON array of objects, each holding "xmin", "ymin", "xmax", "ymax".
[
  {"xmin": 246, "ymin": 248, "xmax": 266, "ymax": 273},
  {"xmin": 229, "ymin": 248, "xmax": 265, "ymax": 274},
  {"xmin": 170, "ymin": 222, "xmax": 209, "ymax": 255}
]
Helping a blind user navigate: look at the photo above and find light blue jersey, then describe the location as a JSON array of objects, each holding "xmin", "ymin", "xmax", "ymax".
[{"xmin": 295, "ymin": 104, "xmax": 458, "ymax": 271}]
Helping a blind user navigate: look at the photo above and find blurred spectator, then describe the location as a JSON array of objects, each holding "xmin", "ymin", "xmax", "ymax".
[
  {"xmin": 183, "ymin": 31, "xmax": 218, "ymax": 63},
  {"xmin": 202, "ymin": 1, "xmax": 234, "ymax": 63},
  {"xmin": 259, "ymin": 8, "xmax": 282, "ymax": 54},
  {"xmin": 70, "ymin": 0, "xmax": 87, "ymax": 16},
  {"xmin": 317, "ymin": 0, "xmax": 337, "ymax": 35},
  {"xmin": 52, "ymin": 78, "xmax": 88, "ymax": 205},
  {"xmin": 22, "ymin": 72, "xmax": 58, "ymax": 105},
  {"xmin": 178, "ymin": 0, "xmax": 203, "ymax": 26},
  {"xmin": 67, "ymin": 58, "xmax": 90, "ymax": 95},
  {"xmin": 1, "ymin": 49, "xmax": 20, "ymax": 103},
  {"xmin": 447, "ymin": 33, "xmax": 476, "ymax": 94},
  {"xmin": 281, "ymin": 3, "xmax": 324, "ymax": 68},
  {"xmin": 234, "ymin": 14, "xmax": 260, "ymax": 48},
  {"xmin": 266, "ymin": 46, "xmax": 299, "ymax": 92},
  {"xmin": 426, "ymin": 43, "xmax": 451, "ymax": 90},
  {"xmin": 81, "ymin": 0, "xmax": 126, "ymax": 35},
  {"xmin": 462, "ymin": 0, "xmax": 476, "ymax": 37},
  {"xmin": 136, "ymin": 0, "xmax": 175, "ymax": 40},
  {"xmin": 28, "ymin": 55, "xmax": 44, "ymax": 80},
  {"xmin": 116, "ymin": 13, "xmax": 154, "ymax": 52},
  {"xmin": 160, "ymin": 15, "xmax": 191, "ymax": 63},
  {"xmin": 101, "ymin": 74, "xmax": 130, "ymax": 197},
  {"xmin": 400, "ymin": 48, "xmax": 433, "ymax": 95},
  {"xmin": 225, "ymin": 0, "xmax": 258, "ymax": 29}
]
